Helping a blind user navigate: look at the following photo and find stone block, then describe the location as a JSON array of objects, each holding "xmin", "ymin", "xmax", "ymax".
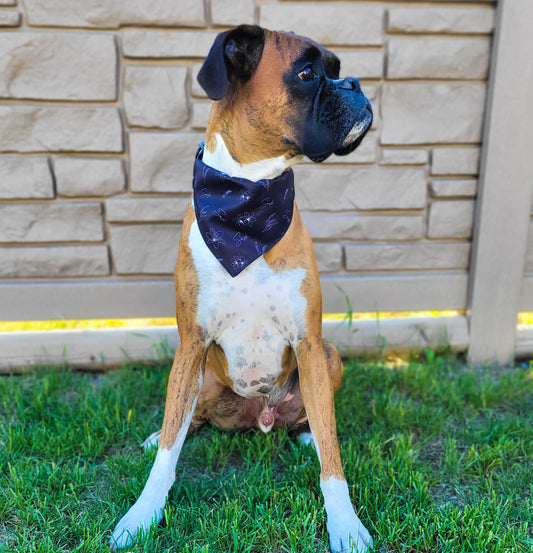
[
  {"xmin": 429, "ymin": 179, "xmax": 477, "ymax": 198},
  {"xmin": 0, "ymin": 32, "xmax": 116, "ymax": 100},
  {"xmin": 367, "ymin": 98, "xmax": 381, "ymax": 130},
  {"xmin": 387, "ymin": 37, "xmax": 490, "ymax": 80},
  {"xmin": 122, "ymin": 30, "xmax": 218, "ymax": 58},
  {"xmin": 0, "ymin": 10, "xmax": 21, "ymax": 26},
  {"xmin": 381, "ymin": 83, "xmax": 486, "ymax": 145},
  {"xmin": 54, "ymin": 158, "xmax": 125, "ymax": 197},
  {"xmin": 380, "ymin": 148, "xmax": 428, "ymax": 166},
  {"xmin": 191, "ymin": 63, "xmax": 208, "ymax": 98},
  {"xmin": 312, "ymin": 242, "xmax": 342, "ymax": 273},
  {"xmin": 431, "ymin": 147, "xmax": 480, "ymax": 175},
  {"xmin": 387, "ymin": 6, "xmax": 495, "ymax": 34},
  {"xmin": 0, "ymin": 203, "xmax": 104, "ymax": 242},
  {"xmin": 191, "ymin": 102, "xmax": 212, "ymax": 130},
  {"xmin": 124, "ymin": 65, "xmax": 188, "ymax": 129},
  {"xmin": 322, "ymin": 131, "xmax": 377, "ymax": 164},
  {"xmin": 336, "ymin": 50, "xmax": 384, "ymax": 79},
  {"xmin": 130, "ymin": 132, "xmax": 204, "ymax": 193},
  {"xmin": 321, "ymin": 273, "xmax": 468, "ymax": 312},
  {"xmin": 362, "ymin": 85, "xmax": 378, "ymax": 102},
  {"xmin": 352, "ymin": 131, "xmax": 378, "ymax": 163},
  {"xmin": 294, "ymin": 166, "xmax": 426, "ymax": 210},
  {"xmin": 427, "ymin": 200, "xmax": 475, "ymax": 239},
  {"xmin": 0, "ymin": 156, "xmax": 53, "ymax": 199},
  {"xmin": 24, "ymin": 0, "xmax": 205, "ymax": 28},
  {"xmin": 211, "ymin": 0, "xmax": 254, "ymax": 26},
  {"xmin": 0, "ymin": 246, "xmax": 109, "ymax": 277},
  {"xmin": 110, "ymin": 224, "xmax": 181, "ymax": 274},
  {"xmin": 106, "ymin": 197, "xmax": 190, "ymax": 222},
  {"xmin": 260, "ymin": 4, "xmax": 384, "ymax": 46},
  {"xmin": 345, "ymin": 242, "xmax": 471, "ymax": 271},
  {"xmin": 301, "ymin": 212, "xmax": 424, "ymax": 241},
  {"xmin": 0, "ymin": 106, "xmax": 123, "ymax": 153},
  {"xmin": 0, "ymin": 280, "xmax": 177, "ymax": 321}
]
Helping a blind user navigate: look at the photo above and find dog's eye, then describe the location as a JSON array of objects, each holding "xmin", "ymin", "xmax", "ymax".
[{"xmin": 297, "ymin": 67, "xmax": 317, "ymax": 82}]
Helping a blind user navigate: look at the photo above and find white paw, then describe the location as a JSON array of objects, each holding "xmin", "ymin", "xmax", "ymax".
[
  {"xmin": 297, "ymin": 431, "xmax": 314, "ymax": 446},
  {"xmin": 142, "ymin": 431, "xmax": 161, "ymax": 451},
  {"xmin": 321, "ymin": 477, "xmax": 373, "ymax": 553},
  {"xmin": 327, "ymin": 513, "xmax": 373, "ymax": 553},
  {"xmin": 109, "ymin": 500, "xmax": 164, "ymax": 550}
]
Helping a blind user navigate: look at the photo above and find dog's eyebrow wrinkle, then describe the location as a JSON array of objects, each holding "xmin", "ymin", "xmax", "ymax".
[{"xmin": 297, "ymin": 45, "xmax": 321, "ymax": 64}]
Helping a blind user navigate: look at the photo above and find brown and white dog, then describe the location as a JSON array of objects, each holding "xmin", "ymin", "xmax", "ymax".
[{"xmin": 110, "ymin": 25, "xmax": 373, "ymax": 553}]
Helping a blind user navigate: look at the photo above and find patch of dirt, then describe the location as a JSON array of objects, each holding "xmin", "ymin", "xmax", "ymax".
[{"xmin": 428, "ymin": 482, "xmax": 468, "ymax": 511}]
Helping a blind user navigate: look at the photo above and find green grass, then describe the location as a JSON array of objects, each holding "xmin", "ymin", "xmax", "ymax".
[{"xmin": 1, "ymin": 356, "xmax": 532, "ymax": 552}]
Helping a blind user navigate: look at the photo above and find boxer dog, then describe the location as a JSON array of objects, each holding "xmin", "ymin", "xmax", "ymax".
[{"xmin": 110, "ymin": 25, "xmax": 373, "ymax": 553}]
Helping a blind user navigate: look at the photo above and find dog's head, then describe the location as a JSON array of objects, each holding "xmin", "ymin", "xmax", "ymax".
[{"xmin": 198, "ymin": 25, "xmax": 373, "ymax": 163}]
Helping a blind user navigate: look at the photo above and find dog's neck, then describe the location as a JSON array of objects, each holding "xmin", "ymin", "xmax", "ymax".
[{"xmin": 203, "ymin": 133, "xmax": 303, "ymax": 182}]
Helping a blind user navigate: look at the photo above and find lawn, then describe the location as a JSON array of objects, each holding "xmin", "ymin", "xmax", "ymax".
[{"xmin": 0, "ymin": 355, "xmax": 532, "ymax": 553}]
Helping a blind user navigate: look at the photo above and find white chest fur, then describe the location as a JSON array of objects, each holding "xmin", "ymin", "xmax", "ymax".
[{"xmin": 189, "ymin": 220, "xmax": 307, "ymax": 398}]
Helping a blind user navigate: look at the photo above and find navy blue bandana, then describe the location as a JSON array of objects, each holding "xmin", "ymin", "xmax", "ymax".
[{"xmin": 193, "ymin": 143, "xmax": 295, "ymax": 277}]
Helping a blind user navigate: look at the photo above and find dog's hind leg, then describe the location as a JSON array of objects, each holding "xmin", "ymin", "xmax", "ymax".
[
  {"xmin": 142, "ymin": 430, "xmax": 161, "ymax": 450},
  {"xmin": 110, "ymin": 342, "xmax": 204, "ymax": 550},
  {"xmin": 142, "ymin": 377, "xmax": 213, "ymax": 452},
  {"xmin": 322, "ymin": 339, "xmax": 344, "ymax": 392}
]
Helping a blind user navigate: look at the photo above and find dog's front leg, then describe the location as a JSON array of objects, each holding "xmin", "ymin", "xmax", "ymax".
[
  {"xmin": 110, "ymin": 343, "xmax": 204, "ymax": 550},
  {"xmin": 297, "ymin": 337, "xmax": 373, "ymax": 553}
]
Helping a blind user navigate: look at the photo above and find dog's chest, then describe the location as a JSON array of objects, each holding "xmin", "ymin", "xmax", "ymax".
[{"xmin": 189, "ymin": 221, "xmax": 307, "ymax": 397}]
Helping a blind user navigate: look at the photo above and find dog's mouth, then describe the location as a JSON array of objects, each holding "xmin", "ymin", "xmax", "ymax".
[{"xmin": 333, "ymin": 103, "xmax": 373, "ymax": 157}]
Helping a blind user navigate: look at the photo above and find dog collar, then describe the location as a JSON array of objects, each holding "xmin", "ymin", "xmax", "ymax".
[{"xmin": 192, "ymin": 142, "xmax": 295, "ymax": 277}]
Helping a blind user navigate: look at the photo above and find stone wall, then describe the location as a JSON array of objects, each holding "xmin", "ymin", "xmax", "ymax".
[{"xmin": 0, "ymin": 0, "xmax": 497, "ymax": 320}]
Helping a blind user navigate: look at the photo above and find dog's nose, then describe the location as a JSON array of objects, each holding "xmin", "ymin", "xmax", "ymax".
[{"xmin": 339, "ymin": 77, "xmax": 361, "ymax": 92}]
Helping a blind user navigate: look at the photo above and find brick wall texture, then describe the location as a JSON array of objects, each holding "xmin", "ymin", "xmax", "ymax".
[{"xmin": 0, "ymin": 0, "xmax": 498, "ymax": 317}]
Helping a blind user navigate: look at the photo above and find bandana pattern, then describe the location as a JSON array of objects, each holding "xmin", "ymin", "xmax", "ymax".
[{"xmin": 193, "ymin": 143, "xmax": 295, "ymax": 277}]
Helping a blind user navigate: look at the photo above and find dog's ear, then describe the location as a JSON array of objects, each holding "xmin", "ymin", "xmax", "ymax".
[{"xmin": 198, "ymin": 25, "xmax": 265, "ymax": 100}]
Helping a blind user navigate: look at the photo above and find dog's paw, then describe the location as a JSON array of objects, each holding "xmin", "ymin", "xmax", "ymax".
[
  {"xmin": 326, "ymin": 513, "xmax": 373, "ymax": 553},
  {"xmin": 109, "ymin": 501, "xmax": 163, "ymax": 550},
  {"xmin": 321, "ymin": 477, "xmax": 373, "ymax": 553},
  {"xmin": 297, "ymin": 431, "xmax": 314, "ymax": 447},
  {"xmin": 142, "ymin": 430, "xmax": 161, "ymax": 451}
]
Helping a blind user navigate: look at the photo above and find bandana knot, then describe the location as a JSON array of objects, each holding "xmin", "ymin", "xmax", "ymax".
[{"xmin": 193, "ymin": 143, "xmax": 295, "ymax": 277}]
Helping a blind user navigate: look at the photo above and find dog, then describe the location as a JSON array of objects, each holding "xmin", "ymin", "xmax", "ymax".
[{"xmin": 110, "ymin": 24, "xmax": 373, "ymax": 553}]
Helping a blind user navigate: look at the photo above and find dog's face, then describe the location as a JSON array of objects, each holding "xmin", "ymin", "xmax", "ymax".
[{"xmin": 198, "ymin": 25, "xmax": 373, "ymax": 163}]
